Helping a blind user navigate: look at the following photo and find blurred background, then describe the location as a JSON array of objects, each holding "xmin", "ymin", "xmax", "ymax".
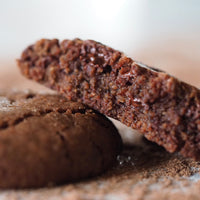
[{"xmin": 0, "ymin": 0, "xmax": 200, "ymax": 89}]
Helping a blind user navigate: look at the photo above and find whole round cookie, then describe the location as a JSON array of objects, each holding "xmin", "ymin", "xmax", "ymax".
[{"xmin": 0, "ymin": 91, "xmax": 122, "ymax": 189}]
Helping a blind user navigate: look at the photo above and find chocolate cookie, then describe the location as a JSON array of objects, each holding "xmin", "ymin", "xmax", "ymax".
[
  {"xmin": 1, "ymin": 140, "xmax": 200, "ymax": 200},
  {"xmin": 17, "ymin": 39, "xmax": 200, "ymax": 160},
  {"xmin": 0, "ymin": 91, "xmax": 122, "ymax": 189}
]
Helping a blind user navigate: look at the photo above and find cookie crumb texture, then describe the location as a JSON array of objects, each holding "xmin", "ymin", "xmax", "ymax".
[
  {"xmin": 18, "ymin": 38, "xmax": 200, "ymax": 160},
  {"xmin": 0, "ymin": 91, "xmax": 122, "ymax": 189}
]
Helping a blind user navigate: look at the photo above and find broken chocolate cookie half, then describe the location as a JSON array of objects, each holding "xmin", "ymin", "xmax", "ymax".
[{"xmin": 18, "ymin": 38, "xmax": 200, "ymax": 160}]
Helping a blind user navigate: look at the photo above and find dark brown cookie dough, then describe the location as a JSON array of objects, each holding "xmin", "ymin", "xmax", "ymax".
[
  {"xmin": 17, "ymin": 38, "xmax": 200, "ymax": 160},
  {"xmin": 0, "ymin": 91, "xmax": 122, "ymax": 189}
]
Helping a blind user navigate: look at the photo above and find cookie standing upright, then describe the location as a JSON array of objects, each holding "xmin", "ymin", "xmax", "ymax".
[
  {"xmin": 18, "ymin": 38, "xmax": 200, "ymax": 160},
  {"xmin": 0, "ymin": 91, "xmax": 122, "ymax": 188}
]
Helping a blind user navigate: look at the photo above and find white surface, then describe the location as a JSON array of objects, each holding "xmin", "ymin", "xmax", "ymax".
[
  {"xmin": 110, "ymin": 118, "xmax": 143, "ymax": 146},
  {"xmin": 0, "ymin": 0, "xmax": 200, "ymax": 59},
  {"xmin": 0, "ymin": 0, "xmax": 146, "ymax": 59}
]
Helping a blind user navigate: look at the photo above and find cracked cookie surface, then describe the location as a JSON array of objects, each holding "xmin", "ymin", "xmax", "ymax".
[
  {"xmin": 18, "ymin": 38, "xmax": 200, "ymax": 160},
  {"xmin": 0, "ymin": 91, "xmax": 122, "ymax": 189}
]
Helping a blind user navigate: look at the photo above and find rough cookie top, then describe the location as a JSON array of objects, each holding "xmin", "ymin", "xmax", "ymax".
[
  {"xmin": 17, "ymin": 39, "xmax": 200, "ymax": 160},
  {"xmin": 0, "ymin": 90, "xmax": 122, "ymax": 188}
]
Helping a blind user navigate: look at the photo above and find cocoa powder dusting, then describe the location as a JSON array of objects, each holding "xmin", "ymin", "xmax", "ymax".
[{"xmin": 0, "ymin": 137, "xmax": 200, "ymax": 200}]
